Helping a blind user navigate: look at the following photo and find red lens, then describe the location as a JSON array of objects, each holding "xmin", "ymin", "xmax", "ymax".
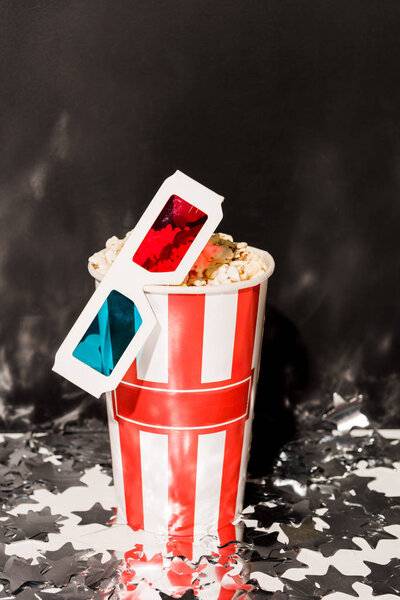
[{"xmin": 132, "ymin": 195, "xmax": 207, "ymax": 273}]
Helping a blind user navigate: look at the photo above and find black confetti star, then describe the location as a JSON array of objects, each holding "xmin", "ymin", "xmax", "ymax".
[
  {"xmin": 38, "ymin": 581, "xmax": 103, "ymax": 599},
  {"xmin": 290, "ymin": 499, "xmax": 311, "ymax": 522},
  {"xmin": 8, "ymin": 446, "xmax": 37, "ymax": 467},
  {"xmin": 320, "ymin": 457, "xmax": 347, "ymax": 478},
  {"xmin": 41, "ymin": 542, "xmax": 87, "ymax": 562},
  {"xmin": 246, "ymin": 588, "xmax": 274, "ymax": 600},
  {"xmin": 251, "ymin": 504, "xmax": 294, "ymax": 529},
  {"xmin": 84, "ymin": 554, "xmax": 120, "ymax": 588},
  {"xmin": 0, "ymin": 556, "xmax": 45, "ymax": 593},
  {"xmin": 344, "ymin": 489, "xmax": 395, "ymax": 515},
  {"xmin": 386, "ymin": 569, "xmax": 400, "ymax": 594},
  {"xmin": 273, "ymin": 550, "xmax": 308, "ymax": 575},
  {"xmin": 318, "ymin": 536, "xmax": 363, "ymax": 557},
  {"xmin": 40, "ymin": 555, "xmax": 83, "ymax": 587},
  {"xmin": 369, "ymin": 580, "xmax": 400, "ymax": 596},
  {"xmin": 0, "ymin": 436, "xmax": 30, "ymax": 464},
  {"xmin": 0, "ymin": 526, "xmax": 14, "ymax": 544},
  {"xmin": 72, "ymin": 502, "xmax": 114, "ymax": 526},
  {"xmin": 248, "ymin": 550, "xmax": 283, "ymax": 577},
  {"xmin": 306, "ymin": 484, "xmax": 335, "ymax": 511},
  {"xmin": 322, "ymin": 506, "xmax": 370, "ymax": 536},
  {"xmin": 363, "ymin": 558, "xmax": 400, "ymax": 595},
  {"xmin": 337, "ymin": 473, "xmax": 376, "ymax": 494},
  {"xmin": 380, "ymin": 505, "xmax": 400, "ymax": 527},
  {"xmin": 0, "ymin": 470, "xmax": 25, "ymax": 493},
  {"xmin": 280, "ymin": 516, "xmax": 327, "ymax": 549},
  {"xmin": 361, "ymin": 525, "xmax": 398, "ymax": 549},
  {"xmin": 244, "ymin": 530, "xmax": 284, "ymax": 559},
  {"xmin": 306, "ymin": 565, "xmax": 362, "ymax": 597},
  {"xmin": 7, "ymin": 506, "xmax": 64, "ymax": 541},
  {"xmin": 282, "ymin": 576, "xmax": 318, "ymax": 597},
  {"xmin": 27, "ymin": 461, "xmax": 86, "ymax": 493}
]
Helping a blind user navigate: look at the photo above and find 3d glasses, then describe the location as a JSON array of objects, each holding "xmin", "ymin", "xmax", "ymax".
[{"xmin": 53, "ymin": 171, "xmax": 224, "ymax": 398}]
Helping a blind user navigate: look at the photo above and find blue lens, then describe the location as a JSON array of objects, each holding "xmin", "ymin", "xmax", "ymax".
[{"xmin": 73, "ymin": 290, "xmax": 142, "ymax": 375}]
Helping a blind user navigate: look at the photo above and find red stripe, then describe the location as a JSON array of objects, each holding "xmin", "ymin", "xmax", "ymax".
[
  {"xmin": 218, "ymin": 419, "xmax": 246, "ymax": 528},
  {"xmin": 115, "ymin": 380, "xmax": 250, "ymax": 428},
  {"xmin": 218, "ymin": 523, "xmax": 238, "ymax": 547},
  {"xmin": 168, "ymin": 294, "xmax": 205, "ymax": 389},
  {"xmin": 168, "ymin": 429, "xmax": 198, "ymax": 540},
  {"xmin": 116, "ymin": 392, "xmax": 144, "ymax": 529},
  {"xmin": 230, "ymin": 286, "xmax": 260, "ymax": 383},
  {"xmin": 217, "ymin": 523, "xmax": 239, "ymax": 566},
  {"xmin": 123, "ymin": 357, "xmax": 138, "ymax": 385}
]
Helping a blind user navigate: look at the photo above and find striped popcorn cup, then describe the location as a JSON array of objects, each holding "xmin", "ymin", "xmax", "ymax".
[{"xmin": 89, "ymin": 248, "xmax": 274, "ymax": 538}]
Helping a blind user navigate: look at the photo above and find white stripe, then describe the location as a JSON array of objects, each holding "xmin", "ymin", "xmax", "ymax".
[
  {"xmin": 140, "ymin": 431, "xmax": 169, "ymax": 534},
  {"xmin": 201, "ymin": 293, "xmax": 238, "ymax": 383},
  {"xmin": 136, "ymin": 294, "xmax": 168, "ymax": 383},
  {"xmin": 106, "ymin": 391, "xmax": 127, "ymax": 524},
  {"xmin": 193, "ymin": 431, "xmax": 226, "ymax": 535},
  {"xmin": 251, "ymin": 281, "xmax": 268, "ymax": 371},
  {"xmin": 235, "ymin": 416, "xmax": 253, "ymax": 516}
]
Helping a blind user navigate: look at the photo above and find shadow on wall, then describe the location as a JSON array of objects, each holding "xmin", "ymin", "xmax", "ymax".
[{"xmin": 248, "ymin": 305, "xmax": 310, "ymax": 476}]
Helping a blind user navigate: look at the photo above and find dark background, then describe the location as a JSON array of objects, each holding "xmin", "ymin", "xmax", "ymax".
[{"xmin": 1, "ymin": 1, "xmax": 400, "ymax": 457}]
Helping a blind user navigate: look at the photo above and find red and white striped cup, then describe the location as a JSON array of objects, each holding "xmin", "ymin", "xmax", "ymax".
[{"xmin": 90, "ymin": 248, "xmax": 274, "ymax": 539}]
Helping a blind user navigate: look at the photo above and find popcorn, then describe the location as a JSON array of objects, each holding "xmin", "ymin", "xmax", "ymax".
[{"xmin": 88, "ymin": 230, "xmax": 267, "ymax": 286}]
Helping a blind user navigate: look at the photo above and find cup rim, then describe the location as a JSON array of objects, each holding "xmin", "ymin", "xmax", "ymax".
[{"xmin": 88, "ymin": 247, "xmax": 275, "ymax": 295}]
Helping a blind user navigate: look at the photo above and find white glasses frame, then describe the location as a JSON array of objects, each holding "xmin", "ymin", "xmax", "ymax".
[{"xmin": 53, "ymin": 171, "xmax": 224, "ymax": 398}]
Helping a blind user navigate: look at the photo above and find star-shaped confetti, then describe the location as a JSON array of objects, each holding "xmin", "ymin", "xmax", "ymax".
[
  {"xmin": 0, "ymin": 395, "xmax": 398, "ymax": 600},
  {"xmin": 0, "ymin": 436, "xmax": 30, "ymax": 463},
  {"xmin": 337, "ymin": 473, "xmax": 376, "ymax": 494},
  {"xmin": 7, "ymin": 506, "xmax": 64, "ymax": 541},
  {"xmin": 0, "ymin": 556, "xmax": 45, "ymax": 593},
  {"xmin": 318, "ymin": 536, "xmax": 363, "ymax": 557},
  {"xmin": 41, "ymin": 543, "xmax": 86, "ymax": 562},
  {"xmin": 72, "ymin": 502, "xmax": 114, "ymax": 526},
  {"xmin": 280, "ymin": 516, "xmax": 327, "ymax": 549},
  {"xmin": 344, "ymin": 488, "xmax": 395, "ymax": 514},
  {"xmin": 381, "ymin": 505, "xmax": 400, "ymax": 526},
  {"xmin": 282, "ymin": 576, "xmax": 317, "ymax": 597},
  {"xmin": 361, "ymin": 524, "xmax": 398, "ymax": 549},
  {"xmin": 273, "ymin": 550, "xmax": 308, "ymax": 575},
  {"xmin": 38, "ymin": 581, "xmax": 103, "ymax": 599},
  {"xmin": 40, "ymin": 555, "xmax": 83, "ymax": 587},
  {"xmin": 251, "ymin": 504, "xmax": 294, "ymax": 529},
  {"xmin": 244, "ymin": 530, "xmax": 284, "ymax": 558},
  {"xmin": 27, "ymin": 460, "xmax": 87, "ymax": 493},
  {"xmin": 84, "ymin": 554, "xmax": 120, "ymax": 588},
  {"xmin": 248, "ymin": 551, "xmax": 283, "ymax": 577},
  {"xmin": 363, "ymin": 558, "xmax": 400, "ymax": 590},
  {"xmin": 321, "ymin": 506, "xmax": 370, "ymax": 536},
  {"xmin": 385, "ymin": 568, "xmax": 400, "ymax": 594},
  {"xmin": 306, "ymin": 565, "xmax": 362, "ymax": 597}
]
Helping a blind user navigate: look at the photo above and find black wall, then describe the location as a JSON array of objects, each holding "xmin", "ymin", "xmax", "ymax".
[{"xmin": 1, "ymin": 1, "xmax": 400, "ymax": 432}]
